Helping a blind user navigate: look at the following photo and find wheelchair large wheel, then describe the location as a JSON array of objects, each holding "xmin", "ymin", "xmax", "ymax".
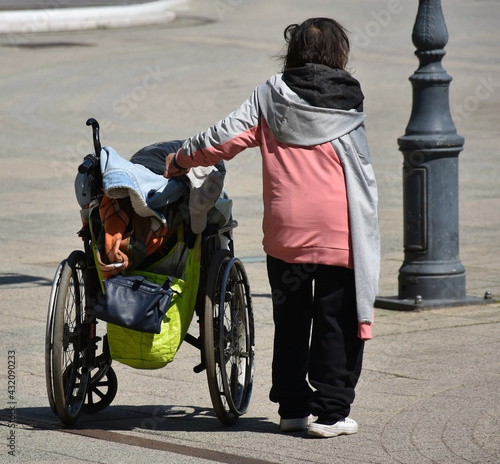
[
  {"xmin": 45, "ymin": 261, "xmax": 65, "ymax": 415},
  {"xmin": 49, "ymin": 250, "xmax": 90, "ymax": 425},
  {"xmin": 204, "ymin": 250, "xmax": 255, "ymax": 425}
]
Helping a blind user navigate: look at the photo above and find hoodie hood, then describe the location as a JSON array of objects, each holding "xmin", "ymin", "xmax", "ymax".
[
  {"xmin": 283, "ymin": 64, "xmax": 364, "ymax": 111},
  {"xmin": 256, "ymin": 68, "xmax": 366, "ymax": 147}
]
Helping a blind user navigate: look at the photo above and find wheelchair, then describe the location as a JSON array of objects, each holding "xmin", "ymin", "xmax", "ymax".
[{"xmin": 44, "ymin": 118, "xmax": 255, "ymax": 426}]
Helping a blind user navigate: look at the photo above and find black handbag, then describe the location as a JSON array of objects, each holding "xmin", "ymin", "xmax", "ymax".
[{"xmin": 94, "ymin": 274, "xmax": 177, "ymax": 334}]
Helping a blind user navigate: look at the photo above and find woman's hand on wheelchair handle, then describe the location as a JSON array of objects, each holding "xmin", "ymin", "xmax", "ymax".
[{"xmin": 164, "ymin": 152, "xmax": 190, "ymax": 178}]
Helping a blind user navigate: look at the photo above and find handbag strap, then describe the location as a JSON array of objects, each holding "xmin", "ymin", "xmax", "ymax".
[{"xmin": 161, "ymin": 242, "xmax": 188, "ymax": 290}]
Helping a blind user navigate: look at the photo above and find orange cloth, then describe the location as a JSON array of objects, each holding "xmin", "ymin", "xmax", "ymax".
[{"xmin": 97, "ymin": 195, "xmax": 171, "ymax": 278}]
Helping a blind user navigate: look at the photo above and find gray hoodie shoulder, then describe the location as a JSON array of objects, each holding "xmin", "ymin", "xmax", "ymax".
[{"xmin": 256, "ymin": 74, "xmax": 366, "ymax": 147}]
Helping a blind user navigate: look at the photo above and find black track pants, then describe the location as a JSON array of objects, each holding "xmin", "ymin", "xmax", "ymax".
[{"xmin": 266, "ymin": 255, "xmax": 364, "ymax": 423}]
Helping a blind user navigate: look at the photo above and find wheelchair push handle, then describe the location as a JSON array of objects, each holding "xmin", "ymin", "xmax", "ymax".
[
  {"xmin": 78, "ymin": 118, "xmax": 102, "ymax": 174},
  {"xmin": 87, "ymin": 117, "xmax": 102, "ymax": 155}
]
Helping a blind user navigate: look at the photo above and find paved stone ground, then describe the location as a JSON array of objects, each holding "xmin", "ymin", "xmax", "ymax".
[{"xmin": 0, "ymin": 0, "xmax": 499, "ymax": 463}]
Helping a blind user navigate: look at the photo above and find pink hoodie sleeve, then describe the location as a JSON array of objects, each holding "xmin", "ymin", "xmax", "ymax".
[{"xmin": 358, "ymin": 322, "xmax": 373, "ymax": 341}]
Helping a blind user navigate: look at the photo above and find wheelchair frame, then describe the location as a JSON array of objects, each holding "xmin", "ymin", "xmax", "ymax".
[{"xmin": 44, "ymin": 118, "xmax": 255, "ymax": 426}]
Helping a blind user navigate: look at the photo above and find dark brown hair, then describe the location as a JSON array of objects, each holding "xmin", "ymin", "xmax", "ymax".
[{"xmin": 281, "ymin": 18, "xmax": 350, "ymax": 71}]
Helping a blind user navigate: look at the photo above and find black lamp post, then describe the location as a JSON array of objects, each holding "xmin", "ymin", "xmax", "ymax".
[{"xmin": 375, "ymin": 0, "xmax": 494, "ymax": 310}]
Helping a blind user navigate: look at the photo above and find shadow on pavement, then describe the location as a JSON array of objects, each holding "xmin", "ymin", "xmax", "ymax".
[
  {"xmin": 7, "ymin": 405, "xmax": 278, "ymax": 434},
  {"xmin": 0, "ymin": 273, "xmax": 53, "ymax": 287}
]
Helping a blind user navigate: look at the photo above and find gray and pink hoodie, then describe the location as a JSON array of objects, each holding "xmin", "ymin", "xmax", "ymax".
[{"xmin": 174, "ymin": 64, "xmax": 380, "ymax": 338}]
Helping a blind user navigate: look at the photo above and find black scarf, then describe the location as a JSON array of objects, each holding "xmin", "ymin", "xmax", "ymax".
[{"xmin": 282, "ymin": 63, "xmax": 364, "ymax": 111}]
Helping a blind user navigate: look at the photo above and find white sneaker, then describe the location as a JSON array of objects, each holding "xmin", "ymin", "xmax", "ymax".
[
  {"xmin": 280, "ymin": 414, "xmax": 315, "ymax": 432},
  {"xmin": 308, "ymin": 417, "xmax": 358, "ymax": 438}
]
